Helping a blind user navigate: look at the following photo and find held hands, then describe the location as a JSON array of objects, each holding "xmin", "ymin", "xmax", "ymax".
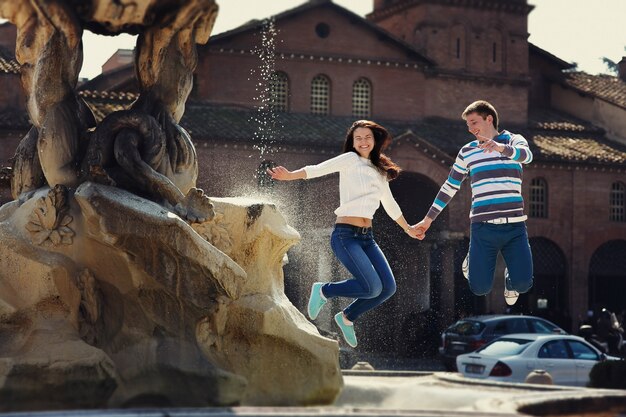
[
  {"xmin": 405, "ymin": 225, "xmax": 424, "ymax": 239},
  {"xmin": 410, "ymin": 217, "xmax": 432, "ymax": 241}
]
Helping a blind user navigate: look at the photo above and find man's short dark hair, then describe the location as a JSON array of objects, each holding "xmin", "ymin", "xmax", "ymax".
[{"xmin": 462, "ymin": 100, "xmax": 499, "ymax": 130}]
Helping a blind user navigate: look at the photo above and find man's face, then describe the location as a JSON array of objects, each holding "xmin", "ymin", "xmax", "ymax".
[{"xmin": 465, "ymin": 112, "xmax": 493, "ymax": 141}]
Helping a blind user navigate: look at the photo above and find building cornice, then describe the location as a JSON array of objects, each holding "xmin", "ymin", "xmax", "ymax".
[
  {"xmin": 208, "ymin": 47, "xmax": 430, "ymax": 71},
  {"xmin": 424, "ymin": 67, "xmax": 531, "ymax": 86},
  {"xmin": 368, "ymin": 0, "xmax": 534, "ymax": 22}
]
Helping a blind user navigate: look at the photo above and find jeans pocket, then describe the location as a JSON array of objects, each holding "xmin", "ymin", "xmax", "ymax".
[{"xmin": 332, "ymin": 228, "xmax": 355, "ymax": 241}]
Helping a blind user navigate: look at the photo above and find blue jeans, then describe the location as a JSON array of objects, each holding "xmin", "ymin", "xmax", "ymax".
[
  {"xmin": 321, "ymin": 224, "xmax": 397, "ymax": 322},
  {"xmin": 468, "ymin": 221, "xmax": 533, "ymax": 296}
]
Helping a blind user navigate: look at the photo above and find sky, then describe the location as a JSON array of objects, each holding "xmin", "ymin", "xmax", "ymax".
[{"xmin": 69, "ymin": 0, "xmax": 626, "ymax": 79}]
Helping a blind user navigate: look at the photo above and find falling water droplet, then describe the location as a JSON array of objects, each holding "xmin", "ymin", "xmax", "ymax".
[{"xmin": 248, "ymin": 17, "xmax": 284, "ymax": 173}]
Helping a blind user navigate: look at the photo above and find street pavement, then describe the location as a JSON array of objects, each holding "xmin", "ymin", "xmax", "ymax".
[
  {"xmin": 1, "ymin": 363, "xmax": 625, "ymax": 417},
  {"xmin": 338, "ymin": 370, "xmax": 626, "ymax": 416}
]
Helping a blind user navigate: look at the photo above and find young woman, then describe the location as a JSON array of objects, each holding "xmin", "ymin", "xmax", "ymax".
[{"xmin": 268, "ymin": 120, "xmax": 419, "ymax": 347}]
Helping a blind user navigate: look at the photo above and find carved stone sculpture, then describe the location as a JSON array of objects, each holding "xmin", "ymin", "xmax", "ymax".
[
  {"xmin": 0, "ymin": 183, "xmax": 343, "ymax": 410},
  {"xmin": 0, "ymin": 0, "xmax": 217, "ymax": 223},
  {"xmin": 0, "ymin": 0, "xmax": 343, "ymax": 410}
]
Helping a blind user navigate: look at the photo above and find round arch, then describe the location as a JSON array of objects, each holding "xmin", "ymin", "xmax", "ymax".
[
  {"xmin": 356, "ymin": 171, "xmax": 442, "ymax": 356},
  {"xmin": 520, "ymin": 237, "xmax": 570, "ymax": 330},
  {"xmin": 589, "ymin": 239, "xmax": 626, "ymax": 313}
]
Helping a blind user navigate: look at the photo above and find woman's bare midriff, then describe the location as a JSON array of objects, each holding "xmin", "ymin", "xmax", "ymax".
[{"xmin": 336, "ymin": 216, "xmax": 372, "ymax": 227}]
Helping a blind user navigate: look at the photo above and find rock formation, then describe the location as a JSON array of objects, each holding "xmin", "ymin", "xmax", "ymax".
[
  {"xmin": 0, "ymin": 184, "xmax": 342, "ymax": 411},
  {"xmin": 0, "ymin": 0, "xmax": 343, "ymax": 410}
]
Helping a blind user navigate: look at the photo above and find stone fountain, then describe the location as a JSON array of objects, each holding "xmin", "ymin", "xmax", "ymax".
[{"xmin": 0, "ymin": 0, "xmax": 342, "ymax": 411}]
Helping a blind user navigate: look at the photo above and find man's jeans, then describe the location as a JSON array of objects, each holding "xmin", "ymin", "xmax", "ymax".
[
  {"xmin": 322, "ymin": 224, "xmax": 396, "ymax": 322},
  {"xmin": 468, "ymin": 221, "xmax": 534, "ymax": 296}
]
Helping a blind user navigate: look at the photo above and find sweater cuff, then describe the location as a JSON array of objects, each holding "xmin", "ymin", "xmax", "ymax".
[
  {"xmin": 426, "ymin": 206, "xmax": 440, "ymax": 221},
  {"xmin": 501, "ymin": 145, "xmax": 514, "ymax": 158}
]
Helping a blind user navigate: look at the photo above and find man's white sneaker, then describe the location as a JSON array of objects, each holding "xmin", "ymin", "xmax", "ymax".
[
  {"xmin": 503, "ymin": 268, "xmax": 519, "ymax": 306},
  {"xmin": 462, "ymin": 254, "xmax": 469, "ymax": 280}
]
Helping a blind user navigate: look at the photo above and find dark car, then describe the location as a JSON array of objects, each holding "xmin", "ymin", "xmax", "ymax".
[{"xmin": 439, "ymin": 314, "xmax": 567, "ymax": 371}]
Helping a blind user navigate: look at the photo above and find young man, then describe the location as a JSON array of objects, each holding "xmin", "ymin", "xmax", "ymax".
[{"xmin": 413, "ymin": 100, "xmax": 533, "ymax": 305}]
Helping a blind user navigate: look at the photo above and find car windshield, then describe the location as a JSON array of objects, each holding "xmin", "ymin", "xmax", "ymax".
[
  {"xmin": 448, "ymin": 320, "xmax": 485, "ymax": 336},
  {"xmin": 530, "ymin": 319, "xmax": 564, "ymax": 334},
  {"xmin": 477, "ymin": 338, "xmax": 533, "ymax": 356}
]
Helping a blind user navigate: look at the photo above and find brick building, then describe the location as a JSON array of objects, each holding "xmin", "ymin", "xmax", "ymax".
[{"xmin": 1, "ymin": 0, "xmax": 625, "ymax": 356}]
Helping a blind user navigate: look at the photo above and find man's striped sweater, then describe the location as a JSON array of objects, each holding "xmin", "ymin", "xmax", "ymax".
[{"xmin": 426, "ymin": 130, "xmax": 533, "ymax": 223}]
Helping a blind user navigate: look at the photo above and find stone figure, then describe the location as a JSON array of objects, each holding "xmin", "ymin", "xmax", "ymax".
[
  {"xmin": 1, "ymin": 0, "xmax": 217, "ymax": 223},
  {"xmin": 0, "ymin": 0, "xmax": 342, "ymax": 410}
]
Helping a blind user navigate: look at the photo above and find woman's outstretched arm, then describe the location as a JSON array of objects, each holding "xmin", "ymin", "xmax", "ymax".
[{"xmin": 267, "ymin": 166, "xmax": 307, "ymax": 181}]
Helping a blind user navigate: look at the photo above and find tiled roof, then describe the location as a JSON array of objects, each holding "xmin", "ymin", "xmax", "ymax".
[
  {"xmin": 182, "ymin": 104, "xmax": 356, "ymax": 149},
  {"xmin": 531, "ymin": 134, "xmax": 626, "ymax": 164},
  {"xmin": 179, "ymin": 104, "xmax": 626, "ymax": 166},
  {"xmin": 527, "ymin": 107, "xmax": 604, "ymax": 133},
  {"xmin": 524, "ymin": 109, "xmax": 626, "ymax": 164},
  {"xmin": 2, "ymin": 97, "xmax": 626, "ymax": 166},
  {"xmin": 0, "ymin": 56, "xmax": 19, "ymax": 74},
  {"xmin": 563, "ymin": 72, "xmax": 626, "ymax": 109},
  {"xmin": 78, "ymin": 90, "xmax": 138, "ymax": 122},
  {"xmin": 78, "ymin": 90, "xmax": 138, "ymax": 101}
]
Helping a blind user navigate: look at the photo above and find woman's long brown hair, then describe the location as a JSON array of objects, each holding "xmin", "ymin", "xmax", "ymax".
[{"xmin": 343, "ymin": 120, "xmax": 401, "ymax": 180}]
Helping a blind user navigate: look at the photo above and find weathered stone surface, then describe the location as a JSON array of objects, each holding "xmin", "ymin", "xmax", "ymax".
[
  {"xmin": 0, "ymin": 184, "xmax": 247, "ymax": 409},
  {"xmin": 0, "ymin": 185, "xmax": 342, "ymax": 410},
  {"xmin": 194, "ymin": 198, "xmax": 343, "ymax": 406},
  {"xmin": 0, "ymin": 314, "xmax": 117, "ymax": 411},
  {"xmin": 0, "ymin": 0, "xmax": 342, "ymax": 410},
  {"xmin": 0, "ymin": 0, "xmax": 218, "ymax": 224}
]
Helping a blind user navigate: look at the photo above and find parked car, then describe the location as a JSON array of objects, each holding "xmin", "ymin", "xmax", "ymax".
[
  {"xmin": 439, "ymin": 315, "xmax": 566, "ymax": 370},
  {"xmin": 456, "ymin": 334, "xmax": 620, "ymax": 386}
]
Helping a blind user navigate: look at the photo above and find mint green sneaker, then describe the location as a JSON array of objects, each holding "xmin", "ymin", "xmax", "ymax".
[
  {"xmin": 334, "ymin": 312, "xmax": 357, "ymax": 347},
  {"xmin": 307, "ymin": 282, "xmax": 327, "ymax": 320}
]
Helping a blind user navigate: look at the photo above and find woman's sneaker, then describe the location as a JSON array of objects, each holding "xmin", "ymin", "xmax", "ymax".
[
  {"xmin": 307, "ymin": 282, "xmax": 327, "ymax": 320},
  {"xmin": 503, "ymin": 268, "xmax": 519, "ymax": 306},
  {"xmin": 334, "ymin": 312, "xmax": 357, "ymax": 347}
]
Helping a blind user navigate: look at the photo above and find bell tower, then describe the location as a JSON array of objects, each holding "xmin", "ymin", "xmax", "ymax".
[{"xmin": 367, "ymin": 0, "xmax": 533, "ymax": 77}]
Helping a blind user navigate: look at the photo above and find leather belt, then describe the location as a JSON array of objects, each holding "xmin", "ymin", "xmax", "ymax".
[
  {"xmin": 335, "ymin": 223, "xmax": 372, "ymax": 234},
  {"xmin": 484, "ymin": 215, "xmax": 527, "ymax": 224}
]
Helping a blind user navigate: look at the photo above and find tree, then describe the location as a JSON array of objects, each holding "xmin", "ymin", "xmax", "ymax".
[{"xmin": 601, "ymin": 46, "xmax": 626, "ymax": 75}]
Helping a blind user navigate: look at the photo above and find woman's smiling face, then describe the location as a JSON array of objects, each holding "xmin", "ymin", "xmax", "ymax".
[{"xmin": 353, "ymin": 127, "xmax": 375, "ymax": 158}]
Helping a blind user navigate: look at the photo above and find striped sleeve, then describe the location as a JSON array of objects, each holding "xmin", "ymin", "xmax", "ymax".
[
  {"xmin": 501, "ymin": 134, "xmax": 533, "ymax": 164},
  {"xmin": 426, "ymin": 151, "xmax": 468, "ymax": 220}
]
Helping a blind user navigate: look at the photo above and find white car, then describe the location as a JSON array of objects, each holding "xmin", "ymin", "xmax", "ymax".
[{"xmin": 456, "ymin": 333, "xmax": 619, "ymax": 386}]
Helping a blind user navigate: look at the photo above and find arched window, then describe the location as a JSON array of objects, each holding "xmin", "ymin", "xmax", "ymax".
[
  {"xmin": 610, "ymin": 181, "xmax": 625, "ymax": 222},
  {"xmin": 310, "ymin": 74, "xmax": 330, "ymax": 115},
  {"xmin": 269, "ymin": 71, "xmax": 289, "ymax": 112},
  {"xmin": 529, "ymin": 178, "xmax": 548, "ymax": 218},
  {"xmin": 352, "ymin": 78, "xmax": 371, "ymax": 118}
]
